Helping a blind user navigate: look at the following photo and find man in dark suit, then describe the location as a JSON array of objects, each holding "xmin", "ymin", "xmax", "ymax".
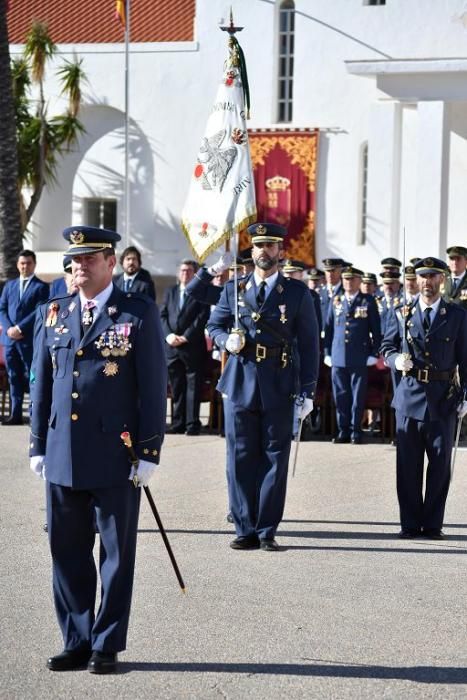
[
  {"xmin": 160, "ymin": 259, "xmax": 210, "ymax": 435},
  {"xmin": 381, "ymin": 256, "xmax": 467, "ymax": 539},
  {"xmin": 113, "ymin": 246, "xmax": 156, "ymax": 301},
  {"xmin": 207, "ymin": 224, "xmax": 319, "ymax": 551},
  {"xmin": 324, "ymin": 266, "xmax": 382, "ymax": 444},
  {"xmin": 29, "ymin": 225, "xmax": 167, "ymax": 673},
  {"xmin": 0, "ymin": 249, "xmax": 49, "ymax": 424}
]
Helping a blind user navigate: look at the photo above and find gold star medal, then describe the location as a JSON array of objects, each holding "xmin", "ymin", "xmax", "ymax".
[{"xmin": 103, "ymin": 361, "xmax": 119, "ymax": 377}]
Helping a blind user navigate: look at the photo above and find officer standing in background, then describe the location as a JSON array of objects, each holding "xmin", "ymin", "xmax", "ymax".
[
  {"xmin": 319, "ymin": 258, "xmax": 345, "ymax": 324},
  {"xmin": 360, "ymin": 272, "xmax": 378, "ymax": 297},
  {"xmin": 282, "ymin": 259, "xmax": 322, "ymax": 334},
  {"xmin": 444, "ymin": 245, "xmax": 467, "ymax": 308},
  {"xmin": 207, "ymin": 223, "xmax": 319, "ymax": 551},
  {"xmin": 113, "ymin": 245, "xmax": 156, "ymax": 301},
  {"xmin": 49, "ymin": 256, "xmax": 77, "ymax": 297},
  {"xmin": 29, "ymin": 226, "xmax": 167, "ymax": 673},
  {"xmin": 381, "ymin": 256, "xmax": 467, "ymax": 539},
  {"xmin": 376, "ymin": 270, "xmax": 403, "ymax": 337},
  {"xmin": 324, "ymin": 266, "xmax": 382, "ymax": 444},
  {"xmin": 0, "ymin": 250, "xmax": 49, "ymax": 425},
  {"xmin": 403, "ymin": 265, "xmax": 418, "ymax": 303}
]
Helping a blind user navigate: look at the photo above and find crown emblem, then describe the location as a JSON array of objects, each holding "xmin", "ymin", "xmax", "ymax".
[
  {"xmin": 425, "ymin": 258, "xmax": 434, "ymax": 266},
  {"xmin": 265, "ymin": 175, "xmax": 291, "ymax": 192},
  {"xmin": 70, "ymin": 231, "xmax": 85, "ymax": 244},
  {"xmin": 256, "ymin": 224, "xmax": 267, "ymax": 235}
]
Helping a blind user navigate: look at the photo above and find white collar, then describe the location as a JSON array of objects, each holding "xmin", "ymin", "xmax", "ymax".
[
  {"xmin": 452, "ymin": 271, "xmax": 466, "ymax": 282},
  {"xmin": 123, "ymin": 272, "xmax": 138, "ymax": 281},
  {"xmin": 79, "ymin": 280, "xmax": 114, "ymax": 317},
  {"xmin": 419, "ymin": 296, "xmax": 441, "ymax": 316},
  {"xmin": 253, "ymin": 270, "xmax": 278, "ymax": 289}
]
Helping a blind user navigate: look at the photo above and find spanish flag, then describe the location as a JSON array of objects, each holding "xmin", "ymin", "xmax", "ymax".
[{"xmin": 115, "ymin": 0, "xmax": 125, "ymax": 28}]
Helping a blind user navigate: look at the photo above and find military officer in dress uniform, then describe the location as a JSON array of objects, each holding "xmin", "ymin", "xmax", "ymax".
[
  {"xmin": 444, "ymin": 245, "xmax": 467, "ymax": 309},
  {"xmin": 319, "ymin": 258, "xmax": 345, "ymax": 325},
  {"xmin": 306, "ymin": 267, "xmax": 325, "ymax": 293},
  {"xmin": 324, "ymin": 266, "xmax": 382, "ymax": 444},
  {"xmin": 404, "ymin": 265, "xmax": 418, "ymax": 303},
  {"xmin": 376, "ymin": 270, "xmax": 403, "ymax": 336},
  {"xmin": 207, "ymin": 223, "xmax": 319, "ymax": 551},
  {"xmin": 381, "ymin": 257, "xmax": 467, "ymax": 539},
  {"xmin": 360, "ymin": 272, "xmax": 378, "ymax": 297},
  {"xmin": 29, "ymin": 226, "xmax": 167, "ymax": 674}
]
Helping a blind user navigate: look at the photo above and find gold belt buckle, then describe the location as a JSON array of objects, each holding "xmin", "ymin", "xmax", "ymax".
[
  {"xmin": 417, "ymin": 369, "xmax": 429, "ymax": 383},
  {"xmin": 256, "ymin": 344, "xmax": 267, "ymax": 362}
]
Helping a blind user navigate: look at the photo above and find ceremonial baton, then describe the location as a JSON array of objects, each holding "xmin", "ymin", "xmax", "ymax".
[
  {"xmin": 120, "ymin": 432, "xmax": 186, "ymax": 593},
  {"xmin": 451, "ymin": 389, "xmax": 466, "ymax": 483}
]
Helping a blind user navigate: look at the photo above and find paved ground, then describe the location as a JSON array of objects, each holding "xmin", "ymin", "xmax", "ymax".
[{"xmin": 1, "ymin": 422, "xmax": 467, "ymax": 699}]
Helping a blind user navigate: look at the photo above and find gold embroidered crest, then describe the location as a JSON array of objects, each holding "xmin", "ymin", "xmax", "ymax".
[
  {"xmin": 103, "ymin": 361, "xmax": 119, "ymax": 377},
  {"xmin": 70, "ymin": 231, "xmax": 85, "ymax": 244}
]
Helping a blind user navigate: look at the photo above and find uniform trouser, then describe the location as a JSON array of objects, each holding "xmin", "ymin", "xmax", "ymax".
[
  {"xmin": 331, "ymin": 366, "xmax": 368, "ymax": 438},
  {"xmin": 224, "ymin": 399, "xmax": 294, "ymax": 540},
  {"xmin": 168, "ymin": 359, "xmax": 202, "ymax": 431},
  {"xmin": 46, "ymin": 482, "xmax": 141, "ymax": 652},
  {"xmin": 5, "ymin": 343, "xmax": 32, "ymax": 417},
  {"xmin": 395, "ymin": 413, "xmax": 455, "ymax": 530}
]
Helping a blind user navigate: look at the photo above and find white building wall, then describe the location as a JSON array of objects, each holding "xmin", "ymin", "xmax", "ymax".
[{"xmin": 12, "ymin": 0, "xmax": 467, "ymax": 277}]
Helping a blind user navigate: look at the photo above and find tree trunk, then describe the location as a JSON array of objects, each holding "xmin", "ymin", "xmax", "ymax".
[{"xmin": 0, "ymin": 4, "xmax": 23, "ymax": 282}]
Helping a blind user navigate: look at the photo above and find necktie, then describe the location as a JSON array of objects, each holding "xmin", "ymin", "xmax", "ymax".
[
  {"xmin": 179, "ymin": 288, "xmax": 185, "ymax": 310},
  {"xmin": 423, "ymin": 306, "xmax": 432, "ymax": 333},
  {"xmin": 19, "ymin": 279, "xmax": 26, "ymax": 299},
  {"xmin": 81, "ymin": 300, "xmax": 96, "ymax": 334},
  {"xmin": 257, "ymin": 281, "xmax": 266, "ymax": 306},
  {"xmin": 452, "ymin": 278, "xmax": 459, "ymax": 294},
  {"xmin": 124, "ymin": 278, "xmax": 131, "ymax": 292}
]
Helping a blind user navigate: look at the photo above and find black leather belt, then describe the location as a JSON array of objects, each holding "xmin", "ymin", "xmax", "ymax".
[
  {"xmin": 407, "ymin": 368, "xmax": 455, "ymax": 383},
  {"xmin": 242, "ymin": 343, "xmax": 289, "ymax": 366}
]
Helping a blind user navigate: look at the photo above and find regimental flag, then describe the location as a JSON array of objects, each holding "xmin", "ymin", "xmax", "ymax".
[
  {"xmin": 181, "ymin": 35, "xmax": 257, "ymax": 262},
  {"xmin": 115, "ymin": 0, "xmax": 126, "ymax": 28}
]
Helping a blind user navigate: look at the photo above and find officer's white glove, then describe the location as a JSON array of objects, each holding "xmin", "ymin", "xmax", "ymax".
[
  {"xmin": 208, "ymin": 251, "xmax": 233, "ymax": 276},
  {"xmin": 394, "ymin": 354, "xmax": 413, "ymax": 372},
  {"xmin": 225, "ymin": 333, "xmax": 243, "ymax": 354},
  {"xmin": 298, "ymin": 398, "xmax": 314, "ymax": 420},
  {"xmin": 165, "ymin": 333, "xmax": 177, "ymax": 345},
  {"xmin": 323, "ymin": 355, "xmax": 332, "ymax": 368},
  {"xmin": 366, "ymin": 356, "xmax": 378, "ymax": 367},
  {"xmin": 128, "ymin": 459, "xmax": 157, "ymax": 487},
  {"xmin": 457, "ymin": 400, "xmax": 467, "ymax": 419},
  {"xmin": 30, "ymin": 455, "xmax": 46, "ymax": 480}
]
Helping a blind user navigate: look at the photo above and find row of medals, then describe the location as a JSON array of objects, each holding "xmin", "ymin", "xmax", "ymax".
[{"xmin": 95, "ymin": 328, "xmax": 132, "ymax": 376}]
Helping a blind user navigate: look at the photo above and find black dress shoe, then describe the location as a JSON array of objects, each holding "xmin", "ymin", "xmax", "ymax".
[
  {"xmin": 398, "ymin": 528, "xmax": 421, "ymax": 539},
  {"xmin": 333, "ymin": 434, "xmax": 350, "ymax": 444},
  {"xmin": 87, "ymin": 651, "xmax": 118, "ymax": 674},
  {"xmin": 351, "ymin": 435, "xmax": 363, "ymax": 444},
  {"xmin": 260, "ymin": 538, "xmax": 280, "ymax": 551},
  {"xmin": 185, "ymin": 426, "xmax": 200, "ymax": 436},
  {"xmin": 230, "ymin": 535, "xmax": 260, "ymax": 550},
  {"xmin": 47, "ymin": 649, "xmax": 92, "ymax": 671},
  {"xmin": 423, "ymin": 528, "xmax": 444, "ymax": 540},
  {"xmin": 166, "ymin": 426, "xmax": 185, "ymax": 434},
  {"xmin": 2, "ymin": 416, "xmax": 23, "ymax": 426}
]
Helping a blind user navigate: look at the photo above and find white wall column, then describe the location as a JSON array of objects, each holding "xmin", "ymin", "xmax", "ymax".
[
  {"xmin": 366, "ymin": 101, "xmax": 402, "ymax": 258},
  {"xmin": 414, "ymin": 101, "xmax": 449, "ymax": 256}
]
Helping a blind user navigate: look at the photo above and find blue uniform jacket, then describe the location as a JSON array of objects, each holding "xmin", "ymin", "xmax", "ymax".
[
  {"xmin": 381, "ymin": 298, "xmax": 467, "ymax": 421},
  {"xmin": 324, "ymin": 291, "xmax": 382, "ymax": 368},
  {"xmin": 0, "ymin": 275, "xmax": 49, "ymax": 345},
  {"xmin": 207, "ymin": 273, "xmax": 319, "ymax": 410},
  {"xmin": 50, "ymin": 277, "xmax": 67, "ymax": 297},
  {"xmin": 319, "ymin": 282, "xmax": 342, "ymax": 325},
  {"xmin": 29, "ymin": 286, "xmax": 167, "ymax": 489},
  {"xmin": 376, "ymin": 293, "xmax": 403, "ymax": 337}
]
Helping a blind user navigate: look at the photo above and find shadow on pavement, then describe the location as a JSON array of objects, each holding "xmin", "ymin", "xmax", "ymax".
[{"xmin": 116, "ymin": 660, "xmax": 467, "ymax": 683}]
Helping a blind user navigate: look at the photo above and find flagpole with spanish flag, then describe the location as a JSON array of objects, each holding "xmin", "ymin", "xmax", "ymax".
[{"xmin": 115, "ymin": 0, "xmax": 131, "ymax": 245}]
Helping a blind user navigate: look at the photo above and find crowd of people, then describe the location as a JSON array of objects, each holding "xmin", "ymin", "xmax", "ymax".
[{"xmin": 0, "ymin": 225, "xmax": 465, "ymax": 673}]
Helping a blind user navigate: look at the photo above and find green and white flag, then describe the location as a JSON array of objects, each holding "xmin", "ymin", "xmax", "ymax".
[{"xmin": 181, "ymin": 35, "xmax": 257, "ymax": 262}]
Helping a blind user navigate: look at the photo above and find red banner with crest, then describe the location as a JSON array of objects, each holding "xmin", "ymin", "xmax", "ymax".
[{"xmin": 240, "ymin": 129, "xmax": 319, "ymax": 267}]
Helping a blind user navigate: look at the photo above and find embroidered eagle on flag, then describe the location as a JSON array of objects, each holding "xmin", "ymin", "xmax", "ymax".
[{"xmin": 197, "ymin": 130, "xmax": 237, "ymax": 192}]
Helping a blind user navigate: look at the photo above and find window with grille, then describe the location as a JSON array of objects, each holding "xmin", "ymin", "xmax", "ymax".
[
  {"xmin": 277, "ymin": 0, "xmax": 295, "ymax": 123},
  {"xmin": 84, "ymin": 199, "xmax": 117, "ymax": 231},
  {"xmin": 364, "ymin": 0, "xmax": 386, "ymax": 6}
]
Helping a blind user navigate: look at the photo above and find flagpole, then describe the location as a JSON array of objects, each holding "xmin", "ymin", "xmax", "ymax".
[{"xmin": 124, "ymin": 0, "xmax": 130, "ymax": 245}]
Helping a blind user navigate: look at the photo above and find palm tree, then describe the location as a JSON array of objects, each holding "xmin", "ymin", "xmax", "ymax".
[
  {"xmin": 0, "ymin": 2, "xmax": 23, "ymax": 281},
  {"xmin": 13, "ymin": 21, "xmax": 86, "ymax": 233}
]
